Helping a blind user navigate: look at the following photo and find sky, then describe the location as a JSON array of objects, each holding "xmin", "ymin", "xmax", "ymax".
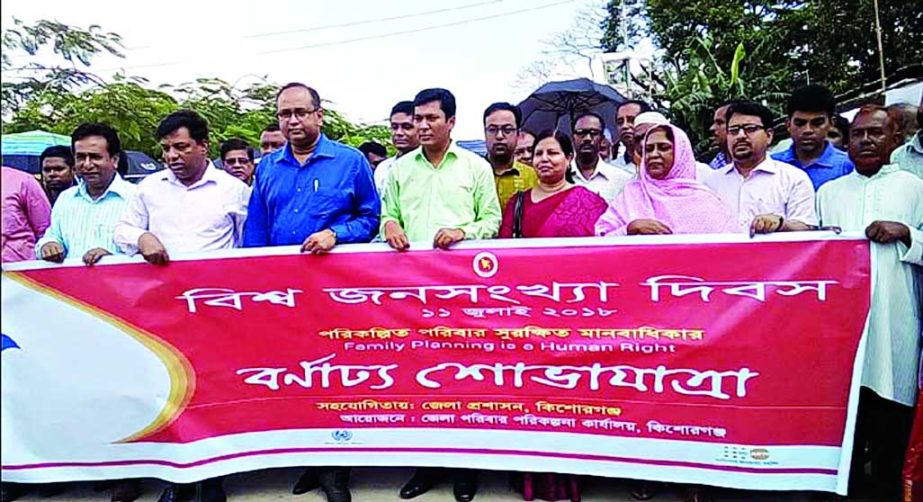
[{"xmin": 2, "ymin": 0, "xmax": 604, "ymax": 139}]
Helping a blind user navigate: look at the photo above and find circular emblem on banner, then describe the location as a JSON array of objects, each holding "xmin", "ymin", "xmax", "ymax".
[
  {"xmin": 332, "ymin": 430, "xmax": 353, "ymax": 442},
  {"xmin": 473, "ymin": 252, "xmax": 499, "ymax": 278}
]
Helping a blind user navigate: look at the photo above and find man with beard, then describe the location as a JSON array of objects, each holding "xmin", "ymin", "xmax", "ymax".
[
  {"xmin": 611, "ymin": 100, "xmax": 651, "ymax": 174},
  {"xmin": 816, "ymin": 105, "xmax": 923, "ymax": 499},
  {"xmin": 568, "ymin": 112, "xmax": 631, "ymax": 202},
  {"xmin": 483, "ymin": 102, "xmax": 537, "ymax": 208},
  {"xmin": 375, "ymin": 101, "xmax": 420, "ymax": 196},
  {"xmin": 704, "ymin": 102, "xmax": 816, "ymax": 235},
  {"xmin": 772, "ymin": 85, "xmax": 854, "ymax": 190},
  {"xmin": 514, "ymin": 131, "xmax": 535, "ymax": 166},
  {"xmin": 39, "ymin": 145, "xmax": 76, "ymax": 206}
]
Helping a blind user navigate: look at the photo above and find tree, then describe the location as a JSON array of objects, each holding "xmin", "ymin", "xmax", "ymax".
[
  {"xmin": 3, "ymin": 20, "xmax": 392, "ymax": 158},
  {"xmin": 602, "ymin": 0, "xmax": 923, "ymax": 98}
]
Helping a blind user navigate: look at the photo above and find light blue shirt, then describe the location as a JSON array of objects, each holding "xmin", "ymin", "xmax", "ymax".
[{"xmin": 35, "ymin": 174, "xmax": 136, "ymax": 259}]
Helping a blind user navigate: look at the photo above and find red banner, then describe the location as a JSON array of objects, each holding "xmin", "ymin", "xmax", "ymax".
[{"xmin": 1, "ymin": 235, "xmax": 870, "ymax": 493}]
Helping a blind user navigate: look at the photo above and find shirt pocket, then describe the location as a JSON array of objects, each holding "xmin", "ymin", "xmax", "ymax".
[{"xmin": 312, "ymin": 187, "xmax": 350, "ymax": 218}]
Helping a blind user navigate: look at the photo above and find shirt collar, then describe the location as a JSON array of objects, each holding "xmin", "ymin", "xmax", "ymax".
[
  {"xmin": 413, "ymin": 141, "xmax": 460, "ymax": 166},
  {"xmin": 784, "ymin": 141, "xmax": 839, "ymax": 168},
  {"xmin": 75, "ymin": 173, "xmax": 132, "ymax": 201},
  {"xmin": 487, "ymin": 156, "xmax": 525, "ymax": 177},
  {"xmin": 723, "ymin": 157, "xmax": 778, "ymax": 176},
  {"xmin": 910, "ymin": 135, "xmax": 923, "ymax": 155},
  {"xmin": 852, "ymin": 163, "xmax": 901, "ymax": 180},
  {"xmin": 570, "ymin": 157, "xmax": 616, "ymax": 181},
  {"xmin": 162, "ymin": 163, "xmax": 221, "ymax": 189},
  {"xmin": 281, "ymin": 133, "xmax": 335, "ymax": 166}
]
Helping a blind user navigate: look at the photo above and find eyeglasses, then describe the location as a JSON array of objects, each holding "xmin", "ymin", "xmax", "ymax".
[
  {"xmin": 574, "ymin": 129, "xmax": 602, "ymax": 138},
  {"xmin": 224, "ymin": 158, "xmax": 251, "ymax": 166},
  {"xmin": 727, "ymin": 124, "xmax": 766, "ymax": 136},
  {"xmin": 276, "ymin": 108, "xmax": 318, "ymax": 120},
  {"xmin": 485, "ymin": 125, "xmax": 518, "ymax": 136}
]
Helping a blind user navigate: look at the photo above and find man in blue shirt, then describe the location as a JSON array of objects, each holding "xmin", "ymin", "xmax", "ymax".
[
  {"xmin": 772, "ymin": 84, "xmax": 854, "ymax": 190},
  {"xmin": 243, "ymin": 82, "xmax": 375, "ymax": 502},
  {"xmin": 244, "ymin": 82, "xmax": 379, "ymax": 253}
]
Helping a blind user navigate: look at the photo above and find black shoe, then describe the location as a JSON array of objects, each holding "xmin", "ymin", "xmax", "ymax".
[
  {"xmin": 111, "ymin": 479, "xmax": 141, "ymax": 502},
  {"xmin": 200, "ymin": 478, "xmax": 226, "ymax": 502},
  {"xmin": 400, "ymin": 468, "xmax": 443, "ymax": 499},
  {"xmin": 1, "ymin": 483, "xmax": 30, "ymax": 502},
  {"xmin": 36, "ymin": 482, "xmax": 66, "ymax": 497},
  {"xmin": 292, "ymin": 468, "xmax": 320, "ymax": 495},
  {"xmin": 157, "ymin": 483, "xmax": 195, "ymax": 502},
  {"xmin": 453, "ymin": 470, "xmax": 477, "ymax": 502},
  {"xmin": 318, "ymin": 467, "xmax": 351, "ymax": 502}
]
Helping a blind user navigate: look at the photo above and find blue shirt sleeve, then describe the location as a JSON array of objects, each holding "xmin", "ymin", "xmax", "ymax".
[
  {"xmin": 243, "ymin": 167, "xmax": 270, "ymax": 247},
  {"xmin": 329, "ymin": 156, "xmax": 380, "ymax": 244}
]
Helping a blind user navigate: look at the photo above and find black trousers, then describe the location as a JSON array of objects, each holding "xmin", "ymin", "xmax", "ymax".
[{"xmin": 851, "ymin": 387, "xmax": 915, "ymax": 501}]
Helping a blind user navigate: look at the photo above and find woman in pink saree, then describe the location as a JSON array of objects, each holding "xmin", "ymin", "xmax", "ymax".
[
  {"xmin": 595, "ymin": 124, "xmax": 739, "ymax": 236},
  {"xmin": 500, "ymin": 130, "xmax": 607, "ymax": 239}
]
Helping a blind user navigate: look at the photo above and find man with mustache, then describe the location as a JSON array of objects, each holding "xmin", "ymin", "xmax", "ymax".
[
  {"xmin": 704, "ymin": 101, "xmax": 816, "ymax": 235},
  {"xmin": 114, "ymin": 110, "xmax": 250, "ymax": 267},
  {"xmin": 375, "ymin": 101, "xmax": 420, "ymax": 197},
  {"xmin": 611, "ymin": 100, "xmax": 651, "ymax": 174},
  {"xmin": 483, "ymin": 102, "xmax": 537, "ymax": 208},
  {"xmin": 37, "ymin": 123, "xmax": 136, "ymax": 267},
  {"xmin": 219, "ymin": 138, "xmax": 256, "ymax": 185},
  {"xmin": 816, "ymin": 105, "xmax": 923, "ymax": 499},
  {"xmin": 772, "ymin": 85, "xmax": 854, "ymax": 190},
  {"xmin": 39, "ymin": 145, "xmax": 76, "ymax": 206},
  {"xmin": 568, "ymin": 111, "xmax": 631, "ymax": 202}
]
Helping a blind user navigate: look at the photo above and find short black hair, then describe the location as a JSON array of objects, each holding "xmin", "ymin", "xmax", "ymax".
[
  {"xmin": 726, "ymin": 102, "xmax": 774, "ymax": 129},
  {"xmin": 572, "ymin": 111, "xmax": 606, "ymax": 130},
  {"xmin": 40, "ymin": 145, "xmax": 74, "ymax": 168},
  {"xmin": 156, "ymin": 110, "xmax": 209, "ymax": 143},
  {"xmin": 71, "ymin": 123, "xmax": 122, "ymax": 158},
  {"xmin": 276, "ymin": 82, "xmax": 322, "ymax": 109},
  {"xmin": 786, "ymin": 84, "xmax": 836, "ymax": 117},
  {"xmin": 616, "ymin": 100, "xmax": 652, "ymax": 115},
  {"xmin": 390, "ymin": 101, "xmax": 414, "ymax": 117},
  {"xmin": 832, "ymin": 115, "xmax": 850, "ymax": 137},
  {"xmin": 262, "ymin": 123, "xmax": 281, "ymax": 133},
  {"xmin": 358, "ymin": 141, "xmax": 388, "ymax": 158},
  {"xmin": 533, "ymin": 129, "xmax": 575, "ymax": 158},
  {"xmin": 220, "ymin": 138, "xmax": 254, "ymax": 161},
  {"xmin": 483, "ymin": 102, "xmax": 522, "ymax": 128},
  {"xmin": 413, "ymin": 88, "xmax": 456, "ymax": 119}
]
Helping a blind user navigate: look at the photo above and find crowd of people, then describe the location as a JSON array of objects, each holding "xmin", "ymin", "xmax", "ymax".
[{"xmin": 1, "ymin": 80, "xmax": 922, "ymax": 502}]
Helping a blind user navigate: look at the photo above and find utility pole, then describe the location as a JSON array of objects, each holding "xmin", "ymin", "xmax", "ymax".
[{"xmin": 872, "ymin": 0, "xmax": 887, "ymax": 92}]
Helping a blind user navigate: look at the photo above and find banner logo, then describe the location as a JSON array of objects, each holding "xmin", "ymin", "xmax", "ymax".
[{"xmin": 473, "ymin": 252, "xmax": 499, "ymax": 278}]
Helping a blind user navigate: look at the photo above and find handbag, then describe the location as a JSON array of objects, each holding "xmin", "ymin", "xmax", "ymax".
[{"xmin": 512, "ymin": 191, "xmax": 526, "ymax": 239}]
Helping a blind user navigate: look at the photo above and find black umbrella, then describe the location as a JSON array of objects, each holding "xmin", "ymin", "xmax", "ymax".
[
  {"xmin": 517, "ymin": 78, "xmax": 627, "ymax": 138},
  {"xmin": 120, "ymin": 151, "xmax": 163, "ymax": 182}
]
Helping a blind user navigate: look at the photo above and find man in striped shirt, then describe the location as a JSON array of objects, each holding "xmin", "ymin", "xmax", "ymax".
[{"xmin": 37, "ymin": 123, "xmax": 135, "ymax": 266}]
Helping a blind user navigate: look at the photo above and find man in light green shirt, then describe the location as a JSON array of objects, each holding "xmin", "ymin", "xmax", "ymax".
[{"xmin": 381, "ymin": 88, "xmax": 501, "ymax": 251}]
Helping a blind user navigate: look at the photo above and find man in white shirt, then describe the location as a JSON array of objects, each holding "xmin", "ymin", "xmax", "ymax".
[
  {"xmin": 816, "ymin": 105, "xmax": 923, "ymax": 499},
  {"xmin": 115, "ymin": 111, "xmax": 249, "ymax": 268},
  {"xmin": 704, "ymin": 102, "xmax": 816, "ymax": 235},
  {"xmin": 568, "ymin": 111, "xmax": 631, "ymax": 202},
  {"xmin": 611, "ymin": 100, "xmax": 651, "ymax": 175},
  {"xmin": 374, "ymin": 100, "xmax": 420, "ymax": 197}
]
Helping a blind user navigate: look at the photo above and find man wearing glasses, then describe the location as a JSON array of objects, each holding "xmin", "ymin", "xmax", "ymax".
[
  {"xmin": 243, "ymin": 83, "xmax": 378, "ymax": 501},
  {"xmin": 568, "ymin": 111, "xmax": 631, "ymax": 202},
  {"xmin": 483, "ymin": 102, "xmax": 538, "ymax": 208},
  {"xmin": 219, "ymin": 138, "xmax": 256, "ymax": 185},
  {"xmin": 704, "ymin": 101, "xmax": 816, "ymax": 235}
]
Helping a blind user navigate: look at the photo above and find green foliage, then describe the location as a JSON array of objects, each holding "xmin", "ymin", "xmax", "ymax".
[
  {"xmin": 2, "ymin": 20, "xmax": 391, "ymax": 159},
  {"xmin": 601, "ymin": 0, "xmax": 923, "ymax": 153}
]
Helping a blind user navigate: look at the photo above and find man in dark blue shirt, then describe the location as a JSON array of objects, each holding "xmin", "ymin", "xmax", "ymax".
[
  {"xmin": 244, "ymin": 82, "xmax": 379, "ymax": 252},
  {"xmin": 772, "ymin": 84, "xmax": 854, "ymax": 190}
]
